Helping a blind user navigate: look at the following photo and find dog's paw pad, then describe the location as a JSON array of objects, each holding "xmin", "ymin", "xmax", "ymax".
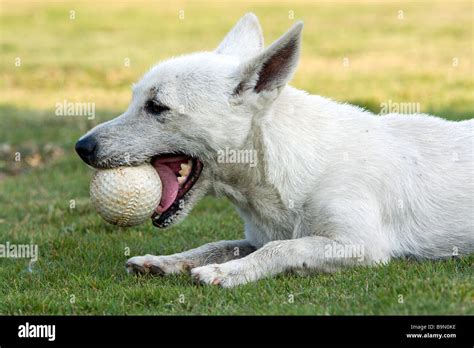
[
  {"xmin": 191, "ymin": 264, "xmax": 226, "ymax": 287},
  {"xmin": 126, "ymin": 255, "xmax": 188, "ymax": 276},
  {"xmin": 126, "ymin": 255, "xmax": 159, "ymax": 275},
  {"xmin": 126, "ymin": 262, "xmax": 148, "ymax": 275},
  {"xmin": 148, "ymin": 263, "xmax": 166, "ymax": 276}
]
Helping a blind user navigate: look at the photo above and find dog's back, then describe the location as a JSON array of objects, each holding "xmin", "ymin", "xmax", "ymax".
[
  {"xmin": 378, "ymin": 114, "xmax": 473, "ymax": 258},
  {"xmin": 303, "ymin": 97, "xmax": 474, "ymax": 259}
]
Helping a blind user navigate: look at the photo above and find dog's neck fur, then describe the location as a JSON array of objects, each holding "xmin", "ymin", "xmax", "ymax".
[{"xmin": 211, "ymin": 86, "xmax": 335, "ymax": 231}]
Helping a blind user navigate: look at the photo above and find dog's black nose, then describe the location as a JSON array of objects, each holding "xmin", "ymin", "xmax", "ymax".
[{"xmin": 75, "ymin": 136, "xmax": 97, "ymax": 165}]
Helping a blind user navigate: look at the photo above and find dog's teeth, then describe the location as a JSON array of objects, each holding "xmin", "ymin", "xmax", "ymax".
[
  {"xmin": 177, "ymin": 176, "xmax": 187, "ymax": 185},
  {"xmin": 179, "ymin": 163, "xmax": 191, "ymax": 177}
]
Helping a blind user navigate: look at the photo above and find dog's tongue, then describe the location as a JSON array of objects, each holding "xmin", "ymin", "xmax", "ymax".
[{"xmin": 154, "ymin": 164, "xmax": 179, "ymax": 213}]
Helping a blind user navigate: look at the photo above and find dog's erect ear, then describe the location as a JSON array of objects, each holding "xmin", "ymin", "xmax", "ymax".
[
  {"xmin": 215, "ymin": 13, "xmax": 264, "ymax": 59},
  {"xmin": 233, "ymin": 21, "xmax": 303, "ymax": 97}
]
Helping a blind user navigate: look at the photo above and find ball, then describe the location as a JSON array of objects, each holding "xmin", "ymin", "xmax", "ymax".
[{"xmin": 90, "ymin": 164, "xmax": 162, "ymax": 227}]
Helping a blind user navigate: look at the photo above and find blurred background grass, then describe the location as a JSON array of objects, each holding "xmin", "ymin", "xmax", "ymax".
[
  {"xmin": 1, "ymin": 0, "xmax": 472, "ymax": 113},
  {"xmin": 0, "ymin": 0, "xmax": 472, "ymax": 315}
]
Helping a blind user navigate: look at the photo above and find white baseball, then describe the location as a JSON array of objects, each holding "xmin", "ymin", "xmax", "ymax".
[{"xmin": 90, "ymin": 164, "xmax": 162, "ymax": 227}]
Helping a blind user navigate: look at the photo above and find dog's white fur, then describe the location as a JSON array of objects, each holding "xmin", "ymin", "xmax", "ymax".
[{"xmin": 103, "ymin": 14, "xmax": 473, "ymax": 287}]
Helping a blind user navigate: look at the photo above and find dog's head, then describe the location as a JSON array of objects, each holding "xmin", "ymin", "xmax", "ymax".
[{"xmin": 75, "ymin": 13, "xmax": 303, "ymax": 228}]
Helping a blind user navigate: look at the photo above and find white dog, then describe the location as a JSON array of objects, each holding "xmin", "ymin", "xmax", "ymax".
[{"xmin": 76, "ymin": 13, "xmax": 474, "ymax": 287}]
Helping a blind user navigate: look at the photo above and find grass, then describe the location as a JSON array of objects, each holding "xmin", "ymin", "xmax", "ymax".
[{"xmin": 0, "ymin": 0, "xmax": 473, "ymax": 315}]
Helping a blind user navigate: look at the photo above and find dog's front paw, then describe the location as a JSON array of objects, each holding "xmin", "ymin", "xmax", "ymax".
[
  {"xmin": 126, "ymin": 254, "xmax": 191, "ymax": 276},
  {"xmin": 190, "ymin": 262, "xmax": 247, "ymax": 288}
]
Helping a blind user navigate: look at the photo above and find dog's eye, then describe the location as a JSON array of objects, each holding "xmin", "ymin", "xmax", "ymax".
[{"xmin": 145, "ymin": 100, "xmax": 170, "ymax": 115}]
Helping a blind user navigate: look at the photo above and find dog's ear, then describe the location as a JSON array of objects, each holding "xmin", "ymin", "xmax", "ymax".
[
  {"xmin": 232, "ymin": 22, "xmax": 303, "ymax": 99},
  {"xmin": 215, "ymin": 13, "xmax": 264, "ymax": 59}
]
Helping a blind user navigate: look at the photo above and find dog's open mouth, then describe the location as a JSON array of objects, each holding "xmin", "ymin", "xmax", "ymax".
[{"xmin": 150, "ymin": 154, "xmax": 203, "ymax": 227}]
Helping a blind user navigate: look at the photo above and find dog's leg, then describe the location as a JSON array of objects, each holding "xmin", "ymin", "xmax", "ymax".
[
  {"xmin": 191, "ymin": 236, "xmax": 387, "ymax": 287},
  {"xmin": 126, "ymin": 239, "xmax": 256, "ymax": 275}
]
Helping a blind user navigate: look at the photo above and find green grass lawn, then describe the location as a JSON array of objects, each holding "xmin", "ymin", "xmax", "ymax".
[{"xmin": 0, "ymin": 0, "xmax": 473, "ymax": 315}]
